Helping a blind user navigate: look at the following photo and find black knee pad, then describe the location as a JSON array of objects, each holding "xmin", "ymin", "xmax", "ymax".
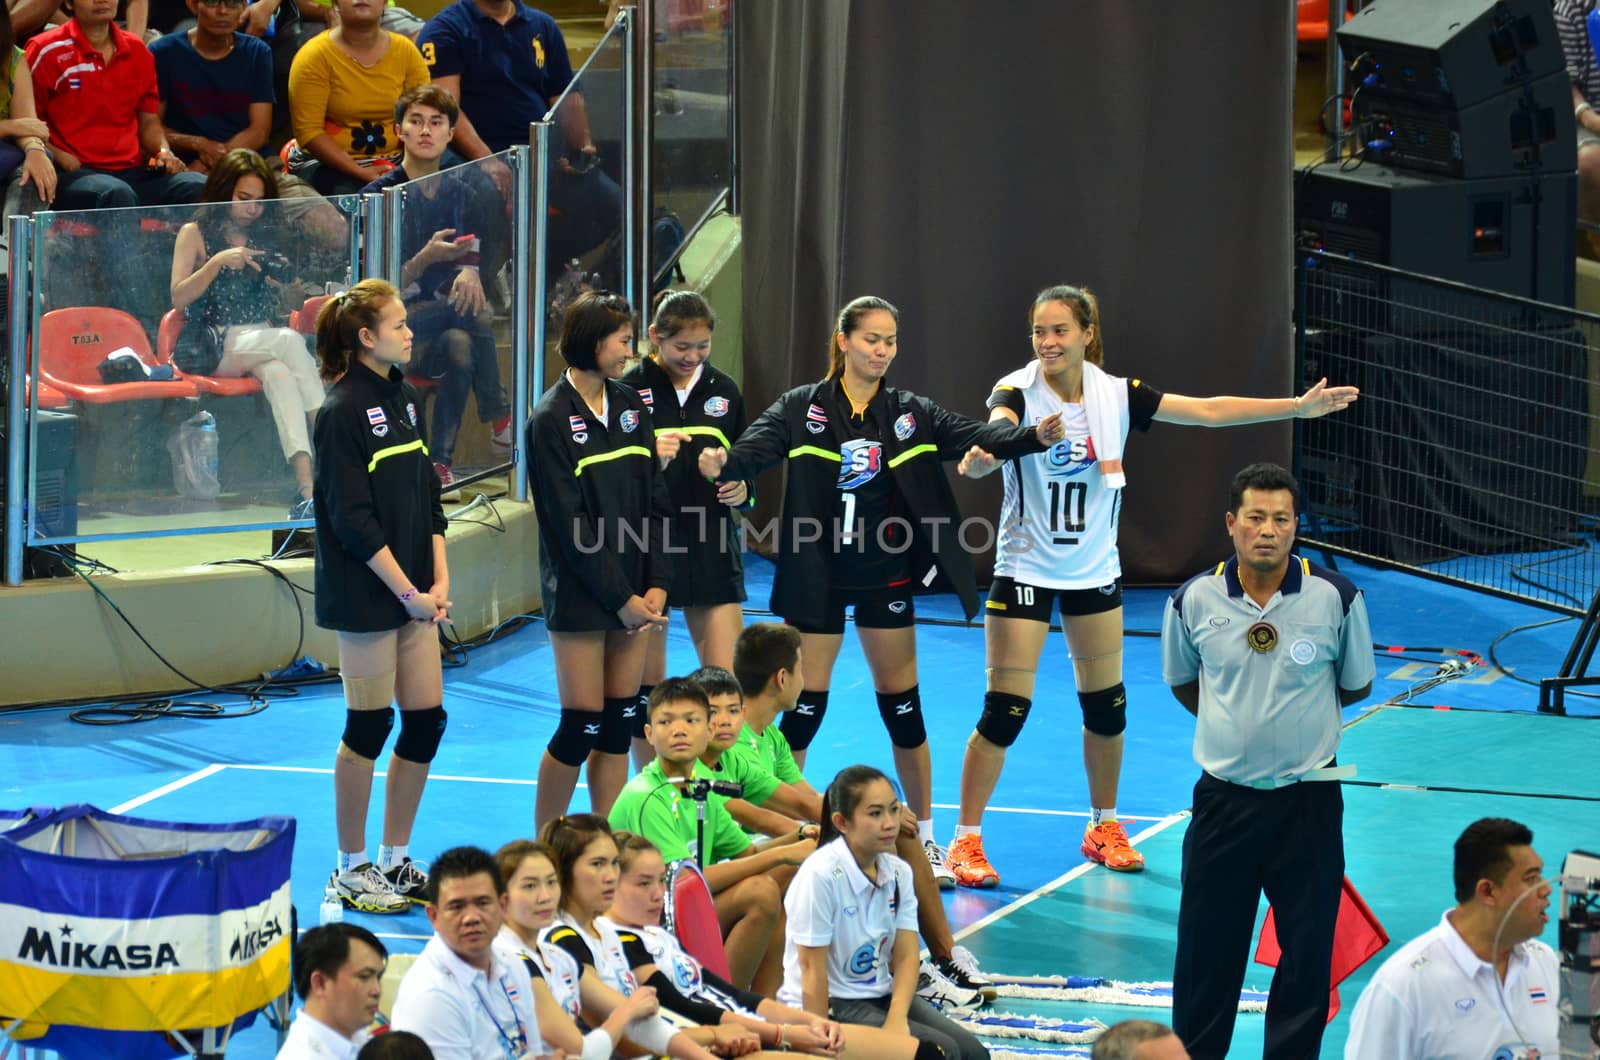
[
  {"xmin": 393, "ymin": 706, "xmax": 447, "ymax": 763},
  {"xmin": 340, "ymin": 707, "xmax": 395, "ymax": 761},
  {"xmin": 626, "ymin": 685, "xmax": 653, "ymax": 740},
  {"xmin": 974, "ymin": 691, "xmax": 1032, "ymax": 748},
  {"xmin": 780, "ymin": 690, "xmax": 829, "ymax": 750},
  {"xmin": 598, "ymin": 696, "xmax": 634, "ymax": 755},
  {"xmin": 548, "ymin": 708, "xmax": 603, "ymax": 766},
  {"xmin": 1079, "ymin": 683, "xmax": 1128, "ymax": 737},
  {"xmin": 876, "ymin": 686, "xmax": 927, "ymax": 750}
]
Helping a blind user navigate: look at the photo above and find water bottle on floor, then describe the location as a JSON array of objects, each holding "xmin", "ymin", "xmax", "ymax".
[{"xmin": 321, "ymin": 885, "xmax": 343, "ymax": 924}]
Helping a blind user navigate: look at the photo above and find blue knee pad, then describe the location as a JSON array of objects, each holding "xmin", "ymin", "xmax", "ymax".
[
  {"xmin": 1080, "ymin": 683, "xmax": 1127, "ymax": 737},
  {"xmin": 780, "ymin": 690, "xmax": 829, "ymax": 750},
  {"xmin": 876, "ymin": 686, "xmax": 927, "ymax": 749},
  {"xmin": 393, "ymin": 706, "xmax": 447, "ymax": 763},
  {"xmin": 597, "ymin": 697, "xmax": 634, "ymax": 755},
  {"xmin": 548, "ymin": 708, "xmax": 603, "ymax": 767}
]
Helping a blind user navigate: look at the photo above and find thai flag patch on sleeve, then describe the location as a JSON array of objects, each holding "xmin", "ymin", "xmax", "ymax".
[
  {"xmin": 1529, "ymin": 986, "xmax": 1548, "ymax": 1004},
  {"xmin": 638, "ymin": 388, "xmax": 654, "ymax": 407},
  {"xmin": 366, "ymin": 406, "xmax": 387, "ymax": 426},
  {"xmin": 806, "ymin": 404, "xmax": 827, "ymax": 422},
  {"xmin": 569, "ymin": 415, "xmax": 587, "ymax": 433}
]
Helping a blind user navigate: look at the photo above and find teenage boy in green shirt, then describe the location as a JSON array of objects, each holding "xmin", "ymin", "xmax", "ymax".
[{"xmin": 607, "ymin": 677, "xmax": 812, "ymax": 994}]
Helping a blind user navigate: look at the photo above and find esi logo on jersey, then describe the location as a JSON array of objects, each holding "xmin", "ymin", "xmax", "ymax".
[
  {"xmin": 620, "ymin": 409, "xmax": 640, "ymax": 433},
  {"xmin": 406, "ymin": 402, "xmax": 418, "ymax": 427},
  {"xmin": 837, "ymin": 439, "xmax": 883, "ymax": 489},
  {"xmin": 846, "ymin": 942, "xmax": 879, "ymax": 980},
  {"xmin": 1046, "ymin": 435, "xmax": 1097, "ymax": 477},
  {"xmin": 704, "ymin": 396, "xmax": 730, "ymax": 418},
  {"xmin": 893, "ymin": 412, "xmax": 916, "ymax": 440}
]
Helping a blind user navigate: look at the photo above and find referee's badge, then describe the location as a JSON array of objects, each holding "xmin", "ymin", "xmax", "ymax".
[
  {"xmin": 1246, "ymin": 621, "xmax": 1278, "ymax": 653},
  {"xmin": 1290, "ymin": 638, "xmax": 1317, "ymax": 664}
]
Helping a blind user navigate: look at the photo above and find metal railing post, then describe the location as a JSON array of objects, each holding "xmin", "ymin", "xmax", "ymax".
[
  {"xmin": 512, "ymin": 144, "xmax": 534, "ymax": 503},
  {"xmin": 632, "ymin": 1, "xmax": 653, "ymax": 314},
  {"xmin": 727, "ymin": 0, "xmax": 739, "ymax": 216},
  {"xmin": 4, "ymin": 216, "xmax": 30, "ymax": 586}
]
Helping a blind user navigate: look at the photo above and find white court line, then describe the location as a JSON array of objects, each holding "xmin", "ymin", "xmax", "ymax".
[
  {"xmin": 226, "ymin": 764, "xmax": 560, "ymax": 787},
  {"xmin": 930, "ymin": 803, "xmax": 1159, "ymax": 822},
  {"xmin": 950, "ymin": 811, "xmax": 1190, "ymax": 944},
  {"xmin": 110, "ymin": 763, "xmax": 227, "ymax": 814}
]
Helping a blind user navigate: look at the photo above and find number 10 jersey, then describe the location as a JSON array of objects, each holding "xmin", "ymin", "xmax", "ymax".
[{"xmin": 986, "ymin": 361, "xmax": 1163, "ymax": 590}]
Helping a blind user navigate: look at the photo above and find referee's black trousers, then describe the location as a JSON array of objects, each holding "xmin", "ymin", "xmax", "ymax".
[{"xmin": 1172, "ymin": 771, "xmax": 1344, "ymax": 1060}]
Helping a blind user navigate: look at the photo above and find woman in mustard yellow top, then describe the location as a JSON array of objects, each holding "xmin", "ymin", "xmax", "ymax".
[{"xmin": 287, "ymin": 0, "xmax": 427, "ymax": 196}]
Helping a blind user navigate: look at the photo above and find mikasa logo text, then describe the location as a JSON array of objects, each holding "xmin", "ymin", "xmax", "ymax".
[{"xmin": 18, "ymin": 924, "xmax": 180, "ymax": 970}]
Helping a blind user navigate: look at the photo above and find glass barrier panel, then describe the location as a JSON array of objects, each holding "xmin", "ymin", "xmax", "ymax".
[
  {"xmin": 546, "ymin": 18, "xmax": 628, "ymax": 378},
  {"xmin": 651, "ymin": 0, "xmax": 732, "ymax": 283},
  {"xmin": 27, "ymin": 187, "xmax": 355, "ymax": 545},
  {"xmin": 383, "ymin": 149, "xmax": 520, "ymax": 493}
]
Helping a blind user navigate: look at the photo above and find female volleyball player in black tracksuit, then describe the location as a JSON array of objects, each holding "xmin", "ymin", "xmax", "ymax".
[
  {"xmin": 621, "ymin": 289, "xmax": 752, "ymax": 768},
  {"xmin": 313, "ymin": 278, "xmax": 450, "ymax": 915},
  {"xmin": 698, "ymin": 295, "xmax": 1065, "ymax": 880},
  {"xmin": 529, "ymin": 291, "xmax": 675, "ymax": 828}
]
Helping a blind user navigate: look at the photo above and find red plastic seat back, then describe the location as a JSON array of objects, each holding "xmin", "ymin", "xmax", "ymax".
[
  {"xmin": 156, "ymin": 309, "xmax": 184, "ymax": 364},
  {"xmin": 39, "ymin": 307, "xmax": 158, "ymax": 385},
  {"xmin": 291, "ymin": 295, "xmax": 333, "ymax": 335},
  {"xmin": 664, "ymin": 859, "xmax": 731, "ymax": 981}
]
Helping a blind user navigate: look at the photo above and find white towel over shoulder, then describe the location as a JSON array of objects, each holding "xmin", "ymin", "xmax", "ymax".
[{"xmin": 1081, "ymin": 360, "xmax": 1129, "ymax": 489}]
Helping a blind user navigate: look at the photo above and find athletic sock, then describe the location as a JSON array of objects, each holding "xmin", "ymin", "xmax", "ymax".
[
  {"xmin": 337, "ymin": 849, "xmax": 368, "ymax": 874},
  {"xmin": 953, "ymin": 824, "xmax": 981, "ymax": 840},
  {"xmin": 378, "ymin": 844, "xmax": 408, "ymax": 870},
  {"xmin": 1091, "ymin": 807, "xmax": 1117, "ymax": 827},
  {"xmin": 917, "ymin": 819, "xmax": 935, "ymax": 844}
]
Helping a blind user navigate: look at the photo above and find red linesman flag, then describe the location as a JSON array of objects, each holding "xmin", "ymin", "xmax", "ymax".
[{"xmin": 1254, "ymin": 875, "xmax": 1389, "ymax": 1022}]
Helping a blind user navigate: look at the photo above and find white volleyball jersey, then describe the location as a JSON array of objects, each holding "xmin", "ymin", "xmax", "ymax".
[{"xmin": 988, "ymin": 362, "xmax": 1162, "ymax": 590}]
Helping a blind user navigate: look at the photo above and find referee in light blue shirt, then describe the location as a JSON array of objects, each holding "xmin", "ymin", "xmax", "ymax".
[{"xmin": 1160, "ymin": 462, "xmax": 1374, "ymax": 1060}]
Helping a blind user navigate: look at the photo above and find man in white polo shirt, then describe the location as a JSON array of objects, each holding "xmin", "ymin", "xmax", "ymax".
[
  {"xmin": 1345, "ymin": 817, "xmax": 1558, "ymax": 1059},
  {"xmin": 276, "ymin": 924, "xmax": 386, "ymax": 1059},
  {"xmin": 391, "ymin": 845, "xmax": 542, "ymax": 1059},
  {"xmin": 1161, "ymin": 462, "xmax": 1374, "ymax": 1060}
]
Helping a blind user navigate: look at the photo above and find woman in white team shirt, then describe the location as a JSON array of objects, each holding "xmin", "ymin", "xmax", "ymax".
[
  {"xmin": 948, "ymin": 284, "xmax": 1359, "ymax": 887},
  {"xmin": 532, "ymin": 815, "xmax": 762, "ymax": 1057},
  {"xmin": 490, "ymin": 837, "xmax": 708, "ymax": 1060},
  {"xmin": 782, "ymin": 766, "xmax": 985, "ymax": 1060},
  {"xmin": 602, "ymin": 830, "xmax": 926, "ymax": 1060}
]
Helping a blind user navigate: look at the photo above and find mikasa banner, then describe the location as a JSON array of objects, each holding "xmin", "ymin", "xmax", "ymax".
[{"xmin": 0, "ymin": 805, "xmax": 294, "ymax": 1034}]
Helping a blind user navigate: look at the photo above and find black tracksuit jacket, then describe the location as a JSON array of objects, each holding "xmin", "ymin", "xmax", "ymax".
[
  {"xmin": 716, "ymin": 378, "xmax": 1047, "ymax": 631},
  {"xmin": 313, "ymin": 360, "xmax": 446, "ymax": 632},
  {"xmin": 620, "ymin": 357, "xmax": 750, "ymax": 607},
  {"xmin": 528, "ymin": 372, "xmax": 675, "ymax": 631}
]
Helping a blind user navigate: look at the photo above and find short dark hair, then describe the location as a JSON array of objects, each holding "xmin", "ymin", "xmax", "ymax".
[
  {"xmin": 1454, "ymin": 817, "xmax": 1534, "ymax": 903},
  {"xmin": 559, "ymin": 291, "xmax": 634, "ymax": 372},
  {"xmin": 1229, "ymin": 461, "xmax": 1299, "ymax": 515},
  {"xmin": 646, "ymin": 677, "xmax": 710, "ymax": 722},
  {"xmin": 394, "ymin": 82, "xmax": 459, "ymax": 127},
  {"xmin": 689, "ymin": 665, "xmax": 742, "ymax": 703},
  {"xmin": 357, "ymin": 1029, "xmax": 435, "ymax": 1060},
  {"xmin": 732, "ymin": 622, "xmax": 802, "ymax": 698},
  {"xmin": 1091, "ymin": 1019, "xmax": 1180, "ymax": 1060},
  {"xmin": 293, "ymin": 923, "xmax": 386, "ymax": 999},
  {"xmin": 423, "ymin": 845, "xmax": 504, "ymax": 905}
]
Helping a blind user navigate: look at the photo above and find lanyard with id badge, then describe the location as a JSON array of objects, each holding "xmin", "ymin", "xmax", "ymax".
[{"xmin": 472, "ymin": 975, "xmax": 530, "ymax": 1058}]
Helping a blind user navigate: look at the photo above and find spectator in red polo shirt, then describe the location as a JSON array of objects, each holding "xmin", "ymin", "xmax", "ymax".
[{"xmin": 25, "ymin": 0, "xmax": 206, "ymax": 211}]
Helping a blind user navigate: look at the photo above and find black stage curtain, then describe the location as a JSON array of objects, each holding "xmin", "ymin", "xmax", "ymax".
[{"xmin": 738, "ymin": 0, "xmax": 1294, "ymax": 584}]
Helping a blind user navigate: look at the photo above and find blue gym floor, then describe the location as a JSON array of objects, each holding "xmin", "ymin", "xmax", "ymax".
[{"xmin": 5, "ymin": 552, "xmax": 1598, "ymax": 1058}]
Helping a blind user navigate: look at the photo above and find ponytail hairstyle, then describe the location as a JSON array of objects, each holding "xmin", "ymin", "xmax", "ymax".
[
  {"xmin": 1031, "ymin": 284, "xmax": 1105, "ymax": 367},
  {"xmin": 825, "ymin": 295, "xmax": 898, "ymax": 380},
  {"xmin": 818, "ymin": 764, "xmax": 896, "ymax": 846},
  {"xmin": 538, "ymin": 813, "xmax": 615, "ymax": 913},
  {"xmin": 649, "ymin": 289, "xmax": 716, "ymax": 359},
  {"xmin": 316, "ymin": 279, "xmax": 401, "ymax": 382},
  {"xmin": 559, "ymin": 290, "xmax": 634, "ymax": 373},
  {"xmin": 611, "ymin": 830, "xmax": 662, "ymax": 874}
]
